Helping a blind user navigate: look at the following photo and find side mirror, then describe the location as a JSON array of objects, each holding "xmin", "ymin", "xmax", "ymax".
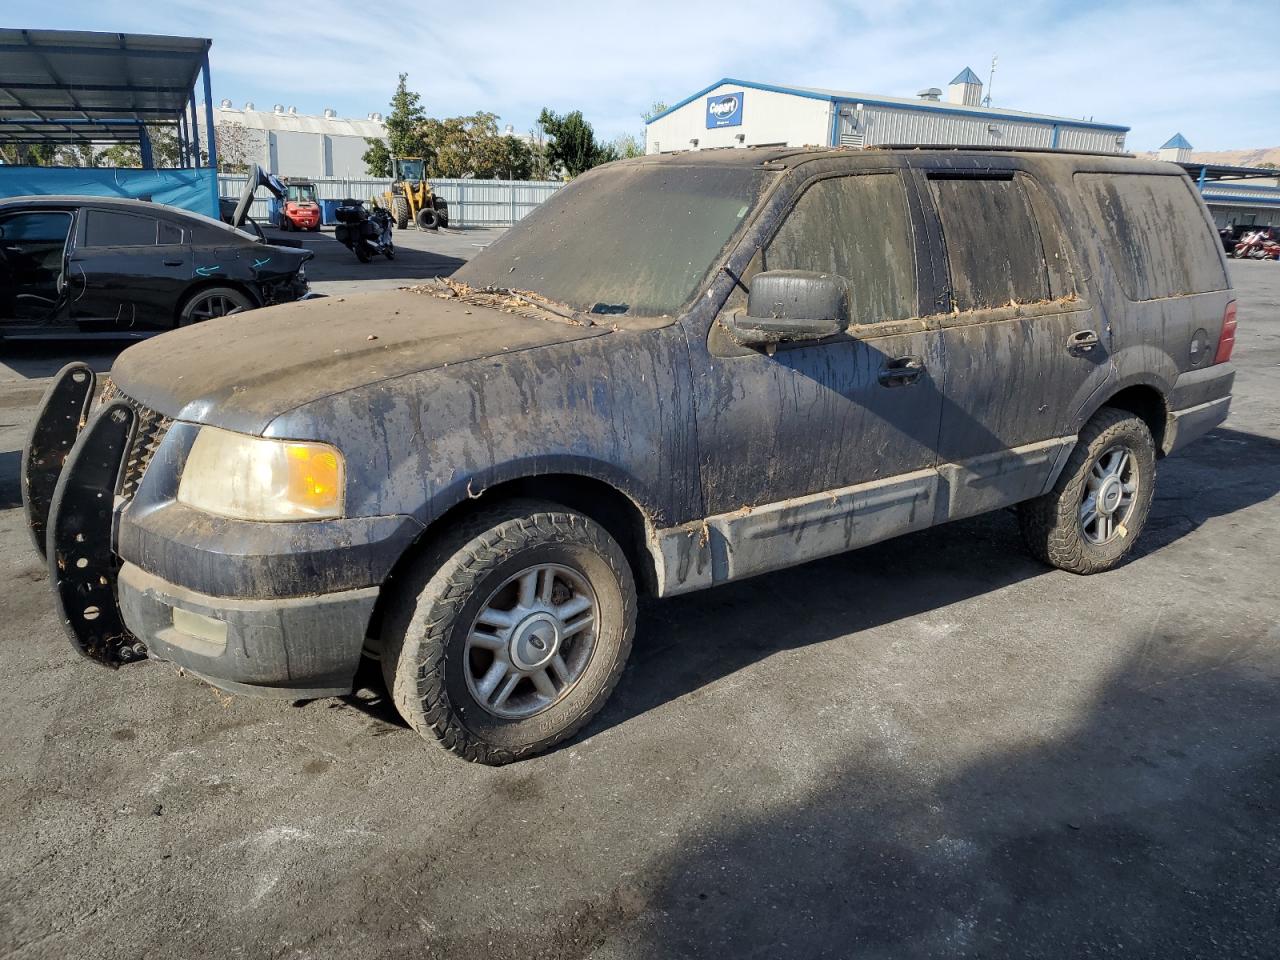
[{"xmin": 724, "ymin": 270, "xmax": 849, "ymax": 346}]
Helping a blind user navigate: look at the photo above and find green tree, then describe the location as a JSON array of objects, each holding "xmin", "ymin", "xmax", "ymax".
[
  {"xmin": 418, "ymin": 112, "xmax": 536, "ymax": 179},
  {"xmin": 642, "ymin": 101, "xmax": 668, "ymax": 122},
  {"xmin": 537, "ymin": 108, "xmax": 617, "ymax": 177},
  {"xmin": 0, "ymin": 143, "xmax": 57, "ymax": 165},
  {"xmin": 612, "ymin": 133, "xmax": 644, "ymax": 159},
  {"xmin": 364, "ymin": 73, "xmax": 426, "ymax": 175},
  {"xmin": 96, "ymin": 126, "xmax": 183, "ymax": 168},
  {"xmin": 362, "ymin": 138, "xmax": 391, "ymax": 177}
]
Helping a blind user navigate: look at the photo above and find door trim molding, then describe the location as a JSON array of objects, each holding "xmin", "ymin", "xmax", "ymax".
[{"xmin": 652, "ymin": 435, "xmax": 1077, "ymax": 597}]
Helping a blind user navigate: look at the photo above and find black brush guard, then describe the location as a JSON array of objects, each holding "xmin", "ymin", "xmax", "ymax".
[{"xmin": 22, "ymin": 363, "xmax": 146, "ymax": 668}]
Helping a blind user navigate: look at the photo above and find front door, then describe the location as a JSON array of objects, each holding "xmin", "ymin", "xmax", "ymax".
[
  {"xmin": 0, "ymin": 209, "xmax": 73, "ymax": 325},
  {"xmin": 909, "ymin": 163, "xmax": 1113, "ymax": 521},
  {"xmin": 67, "ymin": 208, "xmax": 191, "ymax": 330},
  {"xmin": 688, "ymin": 169, "xmax": 946, "ymax": 584}
]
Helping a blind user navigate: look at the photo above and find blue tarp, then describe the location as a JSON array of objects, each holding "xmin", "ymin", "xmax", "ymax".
[{"xmin": 0, "ymin": 166, "xmax": 219, "ymax": 219}]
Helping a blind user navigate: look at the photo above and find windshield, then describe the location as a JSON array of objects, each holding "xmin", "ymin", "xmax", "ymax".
[
  {"xmin": 397, "ymin": 159, "xmax": 425, "ymax": 181},
  {"xmin": 454, "ymin": 163, "xmax": 771, "ymax": 316},
  {"xmin": 286, "ymin": 184, "xmax": 317, "ymax": 202}
]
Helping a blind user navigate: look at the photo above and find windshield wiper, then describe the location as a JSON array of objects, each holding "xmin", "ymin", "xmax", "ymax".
[{"xmin": 508, "ymin": 291, "xmax": 595, "ymax": 327}]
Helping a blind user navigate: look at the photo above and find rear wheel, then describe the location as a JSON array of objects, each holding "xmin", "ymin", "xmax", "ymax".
[
  {"xmin": 1017, "ymin": 408, "xmax": 1157, "ymax": 574},
  {"xmin": 383, "ymin": 242, "xmax": 395, "ymax": 260},
  {"xmin": 355, "ymin": 244, "xmax": 373, "ymax": 263},
  {"xmin": 391, "ymin": 195, "xmax": 410, "ymax": 230},
  {"xmin": 178, "ymin": 286, "xmax": 254, "ymax": 326},
  {"xmin": 415, "ymin": 206, "xmax": 440, "ymax": 231},
  {"xmin": 381, "ymin": 499, "xmax": 636, "ymax": 764}
]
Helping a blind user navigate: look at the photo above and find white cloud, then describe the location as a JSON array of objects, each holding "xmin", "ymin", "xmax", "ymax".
[{"xmin": 10, "ymin": 0, "xmax": 1279, "ymax": 149}]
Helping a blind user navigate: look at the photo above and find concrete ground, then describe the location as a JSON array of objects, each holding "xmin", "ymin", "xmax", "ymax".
[{"xmin": 0, "ymin": 260, "xmax": 1277, "ymax": 960}]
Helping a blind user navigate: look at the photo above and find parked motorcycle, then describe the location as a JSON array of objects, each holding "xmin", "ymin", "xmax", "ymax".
[
  {"xmin": 1232, "ymin": 227, "xmax": 1280, "ymax": 260},
  {"xmin": 334, "ymin": 198, "xmax": 394, "ymax": 263}
]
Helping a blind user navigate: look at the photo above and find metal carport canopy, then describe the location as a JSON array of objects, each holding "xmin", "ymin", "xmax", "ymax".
[{"xmin": 0, "ymin": 29, "xmax": 210, "ymax": 145}]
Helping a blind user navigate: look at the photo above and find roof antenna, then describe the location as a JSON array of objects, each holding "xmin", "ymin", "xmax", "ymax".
[{"xmin": 982, "ymin": 54, "xmax": 997, "ymax": 107}]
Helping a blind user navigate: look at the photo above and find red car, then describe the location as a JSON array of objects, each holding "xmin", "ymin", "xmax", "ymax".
[{"xmin": 277, "ymin": 180, "xmax": 322, "ymax": 232}]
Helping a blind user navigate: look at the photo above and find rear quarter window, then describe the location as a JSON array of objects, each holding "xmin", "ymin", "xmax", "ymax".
[{"xmin": 1076, "ymin": 173, "xmax": 1227, "ymax": 300}]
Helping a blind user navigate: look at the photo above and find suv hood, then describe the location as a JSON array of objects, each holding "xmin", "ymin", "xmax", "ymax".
[{"xmin": 110, "ymin": 288, "xmax": 608, "ymax": 435}]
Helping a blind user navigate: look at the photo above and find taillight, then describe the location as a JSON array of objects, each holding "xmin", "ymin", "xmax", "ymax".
[{"xmin": 1213, "ymin": 300, "xmax": 1237, "ymax": 364}]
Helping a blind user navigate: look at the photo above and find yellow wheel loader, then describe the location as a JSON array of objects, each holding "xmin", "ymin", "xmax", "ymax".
[{"xmin": 382, "ymin": 158, "xmax": 449, "ymax": 231}]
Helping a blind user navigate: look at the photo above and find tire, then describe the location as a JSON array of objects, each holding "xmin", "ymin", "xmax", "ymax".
[
  {"xmin": 391, "ymin": 195, "xmax": 410, "ymax": 230},
  {"xmin": 1017, "ymin": 407, "xmax": 1157, "ymax": 575},
  {"xmin": 381, "ymin": 499, "xmax": 637, "ymax": 764},
  {"xmin": 383, "ymin": 243, "xmax": 395, "ymax": 260},
  {"xmin": 178, "ymin": 286, "xmax": 255, "ymax": 326},
  {"xmin": 415, "ymin": 206, "xmax": 440, "ymax": 231},
  {"xmin": 355, "ymin": 244, "xmax": 373, "ymax": 263}
]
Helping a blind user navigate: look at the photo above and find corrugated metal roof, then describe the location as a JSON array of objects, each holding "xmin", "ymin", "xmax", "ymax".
[
  {"xmin": 0, "ymin": 28, "xmax": 209, "ymax": 144},
  {"xmin": 206, "ymin": 105, "xmax": 386, "ymax": 138},
  {"xmin": 646, "ymin": 78, "xmax": 1130, "ymax": 133}
]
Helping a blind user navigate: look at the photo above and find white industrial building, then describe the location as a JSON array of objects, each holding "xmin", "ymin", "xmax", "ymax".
[
  {"xmin": 646, "ymin": 69, "xmax": 1129, "ymax": 155},
  {"xmin": 194, "ymin": 101, "xmax": 387, "ymax": 179}
]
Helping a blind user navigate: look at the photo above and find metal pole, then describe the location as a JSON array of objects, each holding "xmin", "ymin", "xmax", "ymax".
[
  {"xmin": 1197, "ymin": 165, "xmax": 1208, "ymax": 192},
  {"xmin": 139, "ymin": 123, "xmax": 154, "ymax": 168},
  {"xmin": 188, "ymin": 87, "xmax": 200, "ymax": 167},
  {"xmin": 201, "ymin": 51, "xmax": 217, "ymax": 171}
]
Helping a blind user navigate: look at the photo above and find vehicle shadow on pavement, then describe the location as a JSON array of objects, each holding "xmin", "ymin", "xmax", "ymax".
[
  {"xmin": 0, "ymin": 341, "xmax": 123, "ymax": 380},
  {"xmin": 286, "ymin": 228, "xmax": 467, "ymax": 286},
  {"xmin": 588, "ymin": 426, "xmax": 1280, "ymax": 745},
  {"xmin": 621, "ymin": 636, "xmax": 1280, "ymax": 958}
]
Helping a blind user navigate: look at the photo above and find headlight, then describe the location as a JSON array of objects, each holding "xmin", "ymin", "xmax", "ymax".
[{"xmin": 177, "ymin": 426, "xmax": 344, "ymax": 521}]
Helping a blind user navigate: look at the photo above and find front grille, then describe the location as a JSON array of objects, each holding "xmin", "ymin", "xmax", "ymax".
[{"xmin": 98, "ymin": 378, "xmax": 173, "ymax": 501}]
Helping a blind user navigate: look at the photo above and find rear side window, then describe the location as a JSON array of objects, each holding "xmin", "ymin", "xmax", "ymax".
[
  {"xmin": 1077, "ymin": 173, "xmax": 1227, "ymax": 300},
  {"xmin": 158, "ymin": 221, "xmax": 184, "ymax": 245},
  {"xmin": 928, "ymin": 174, "xmax": 1051, "ymax": 311},
  {"xmin": 84, "ymin": 210, "xmax": 159, "ymax": 247},
  {"xmin": 764, "ymin": 173, "xmax": 918, "ymax": 325}
]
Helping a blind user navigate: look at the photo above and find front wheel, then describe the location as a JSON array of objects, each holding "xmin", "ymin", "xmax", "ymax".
[
  {"xmin": 1017, "ymin": 408, "xmax": 1157, "ymax": 575},
  {"xmin": 355, "ymin": 244, "xmax": 372, "ymax": 263},
  {"xmin": 383, "ymin": 243, "xmax": 395, "ymax": 260},
  {"xmin": 381, "ymin": 499, "xmax": 636, "ymax": 764}
]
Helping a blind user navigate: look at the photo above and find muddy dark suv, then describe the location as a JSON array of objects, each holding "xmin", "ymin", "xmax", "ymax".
[{"xmin": 24, "ymin": 147, "xmax": 1236, "ymax": 763}]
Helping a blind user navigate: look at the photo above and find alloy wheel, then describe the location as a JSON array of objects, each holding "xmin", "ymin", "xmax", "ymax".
[
  {"xmin": 463, "ymin": 563, "xmax": 598, "ymax": 719},
  {"xmin": 1079, "ymin": 444, "xmax": 1138, "ymax": 545}
]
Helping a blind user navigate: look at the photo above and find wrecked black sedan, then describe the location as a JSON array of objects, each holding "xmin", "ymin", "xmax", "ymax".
[
  {"xmin": 0, "ymin": 195, "xmax": 312, "ymax": 338},
  {"xmin": 24, "ymin": 147, "xmax": 1234, "ymax": 764}
]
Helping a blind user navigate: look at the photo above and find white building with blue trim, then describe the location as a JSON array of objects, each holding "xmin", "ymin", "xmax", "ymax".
[{"xmin": 645, "ymin": 70, "xmax": 1129, "ymax": 155}]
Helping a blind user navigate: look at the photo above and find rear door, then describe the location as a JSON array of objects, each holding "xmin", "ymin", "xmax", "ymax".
[
  {"xmin": 911, "ymin": 162, "xmax": 1112, "ymax": 521},
  {"xmin": 67, "ymin": 208, "xmax": 191, "ymax": 330}
]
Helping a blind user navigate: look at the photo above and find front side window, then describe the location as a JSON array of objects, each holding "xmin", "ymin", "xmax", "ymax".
[
  {"xmin": 84, "ymin": 210, "xmax": 160, "ymax": 247},
  {"xmin": 0, "ymin": 211, "xmax": 72, "ymax": 245},
  {"xmin": 928, "ymin": 174, "xmax": 1051, "ymax": 311},
  {"xmin": 763, "ymin": 173, "xmax": 918, "ymax": 325}
]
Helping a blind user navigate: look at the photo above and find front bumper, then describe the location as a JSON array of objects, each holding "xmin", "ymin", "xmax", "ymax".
[
  {"xmin": 119, "ymin": 563, "xmax": 378, "ymax": 698},
  {"xmin": 26, "ymin": 365, "xmax": 421, "ymax": 693}
]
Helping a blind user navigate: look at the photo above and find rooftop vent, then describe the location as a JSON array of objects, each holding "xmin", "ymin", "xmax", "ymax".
[
  {"xmin": 323, "ymin": 108, "xmax": 337, "ymax": 118},
  {"xmin": 368, "ymin": 111, "xmax": 383, "ymax": 122},
  {"xmin": 917, "ymin": 87, "xmax": 942, "ymax": 101},
  {"xmin": 273, "ymin": 104, "xmax": 284, "ymax": 114},
  {"xmin": 244, "ymin": 101, "xmax": 254, "ymax": 110},
  {"xmin": 219, "ymin": 98, "xmax": 233, "ymax": 109},
  {"xmin": 287, "ymin": 106, "xmax": 298, "ymax": 115}
]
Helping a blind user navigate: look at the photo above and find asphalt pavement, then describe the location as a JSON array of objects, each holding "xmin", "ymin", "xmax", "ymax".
[{"xmin": 0, "ymin": 258, "xmax": 1277, "ymax": 960}]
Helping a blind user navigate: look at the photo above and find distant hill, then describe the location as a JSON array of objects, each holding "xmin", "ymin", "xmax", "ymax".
[{"xmin": 1140, "ymin": 146, "xmax": 1280, "ymax": 168}]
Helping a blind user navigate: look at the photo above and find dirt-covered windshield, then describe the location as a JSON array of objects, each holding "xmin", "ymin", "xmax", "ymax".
[{"xmin": 454, "ymin": 162, "xmax": 771, "ymax": 317}]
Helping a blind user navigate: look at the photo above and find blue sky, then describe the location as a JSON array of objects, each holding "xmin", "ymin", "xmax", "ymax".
[{"xmin": 10, "ymin": 0, "xmax": 1279, "ymax": 151}]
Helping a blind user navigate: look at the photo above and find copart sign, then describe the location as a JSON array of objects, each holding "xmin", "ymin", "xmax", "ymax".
[{"xmin": 706, "ymin": 92, "xmax": 744, "ymax": 128}]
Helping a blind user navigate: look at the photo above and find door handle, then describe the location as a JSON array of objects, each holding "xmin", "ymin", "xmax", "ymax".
[
  {"xmin": 163, "ymin": 259, "xmax": 185, "ymax": 267},
  {"xmin": 878, "ymin": 356, "xmax": 924, "ymax": 387},
  {"xmin": 1068, "ymin": 329, "xmax": 1100, "ymax": 354}
]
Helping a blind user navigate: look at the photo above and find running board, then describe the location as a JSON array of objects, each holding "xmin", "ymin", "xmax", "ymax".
[{"xmin": 21, "ymin": 363, "xmax": 96, "ymax": 558}]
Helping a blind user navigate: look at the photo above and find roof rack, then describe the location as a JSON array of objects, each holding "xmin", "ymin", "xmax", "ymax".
[{"xmin": 868, "ymin": 143, "xmax": 1136, "ymax": 159}]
